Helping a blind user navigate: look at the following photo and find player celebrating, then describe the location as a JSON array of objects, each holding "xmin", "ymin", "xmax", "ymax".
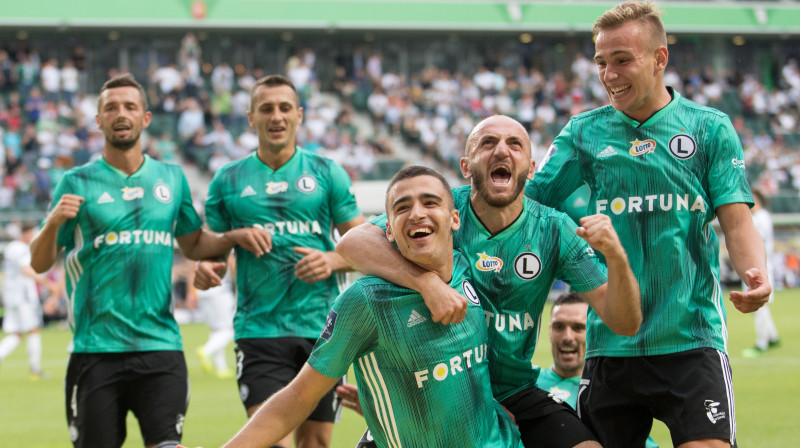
[
  {"xmin": 338, "ymin": 114, "xmax": 641, "ymax": 448},
  {"xmin": 182, "ymin": 166, "xmax": 521, "ymax": 448},
  {"xmin": 29, "ymin": 74, "xmax": 271, "ymax": 448},
  {"xmin": 526, "ymin": 2, "xmax": 771, "ymax": 446},
  {"xmin": 193, "ymin": 75, "xmax": 364, "ymax": 448}
]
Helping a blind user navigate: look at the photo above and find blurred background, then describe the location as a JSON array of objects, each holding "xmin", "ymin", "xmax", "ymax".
[{"xmin": 1, "ymin": 1, "xmax": 799, "ymax": 446}]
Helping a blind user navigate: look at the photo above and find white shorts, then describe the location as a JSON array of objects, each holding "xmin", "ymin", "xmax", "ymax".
[
  {"xmin": 197, "ymin": 288, "xmax": 235, "ymax": 331},
  {"xmin": 3, "ymin": 301, "xmax": 43, "ymax": 333}
]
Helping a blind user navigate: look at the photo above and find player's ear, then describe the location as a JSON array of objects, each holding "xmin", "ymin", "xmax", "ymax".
[
  {"xmin": 459, "ymin": 157, "xmax": 472, "ymax": 179},
  {"xmin": 450, "ymin": 209, "xmax": 461, "ymax": 232},
  {"xmin": 527, "ymin": 160, "xmax": 536, "ymax": 180},
  {"xmin": 385, "ymin": 221, "xmax": 395, "ymax": 243}
]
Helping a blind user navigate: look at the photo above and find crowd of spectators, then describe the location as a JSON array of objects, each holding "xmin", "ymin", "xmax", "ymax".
[{"xmin": 2, "ymin": 34, "xmax": 800, "ymax": 215}]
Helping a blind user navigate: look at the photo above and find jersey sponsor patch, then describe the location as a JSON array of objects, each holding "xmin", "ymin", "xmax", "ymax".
[
  {"xmin": 240, "ymin": 185, "xmax": 257, "ymax": 197},
  {"xmin": 731, "ymin": 158, "xmax": 745, "ymax": 169},
  {"xmin": 321, "ymin": 310, "xmax": 338, "ymax": 341},
  {"xmin": 514, "ymin": 252, "xmax": 542, "ymax": 280},
  {"xmin": 628, "ymin": 138, "xmax": 656, "ymax": 156},
  {"xmin": 462, "ymin": 280, "xmax": 480, "ymax": 305},
  {"xmin": 475, "ymin": 252, "xmax": 503, "ymax": 272},
  {"xmin": 266, "ymin": 181, "xmax": 288, "ymax": 194},
  {"xmin": 153, "ymin": 183, "xmax": 172, "ymax": 203},
  {"xmin": 296, "ymin": 175, "xmax": 318, "ymax": 193},
  {"xmin": 121, "ymin": 186, "xmax": 144, "ymax": 200},
  {"xmin": 597, "ymin": 146, "xmax": 617, "ymax": 158},
  {"xmin": 668, "ymin": 134, "xmax": 697, "ymax": 160},
  {"xmin": 97, "ymin": 192, "xmax": 115, "ymax": 204}
]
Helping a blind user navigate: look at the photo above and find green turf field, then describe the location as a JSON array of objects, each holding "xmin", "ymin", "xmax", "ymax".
[{"xmin": 1, "ymin": 290, "xmax": 798, "ymax": 447}]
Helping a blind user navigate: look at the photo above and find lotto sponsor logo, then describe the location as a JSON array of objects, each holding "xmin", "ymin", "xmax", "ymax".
[
  {"xmin": 414, "ymin": 343, "xmax": 487, "ymax": 388},
  {"xmin": 93, "ymin": 230, "xmax": 174, "ymax": 249},
  {"xmin": 253, "ymin": 220, "xmax": 323, "ymax": 236},
  {"xmin": 266, "ymin": 181, "xmax": 288, "ymax": 195},
  {"xmin": 629, "ymin": 139, "xmax": 656, "ymax": 156},
  {"xmin": 121, "ymin": 186, "xmax": 144, "ymax": 200},
  {"xmin": 596, "ymin": 193, "xmax": 707, "ymax": 215},
  {"xmin": 475, "ymin": 252, "xmax": 503, "ymax": 272},
  {"xmin": 484, "ymin": 310, "xmax": 536, "ymax": 332}
]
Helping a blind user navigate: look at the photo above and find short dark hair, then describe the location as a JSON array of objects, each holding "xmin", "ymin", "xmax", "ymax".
[
  {"xmin": 553, "ymin": 292, "xmax": 585, "ymax": 309},
  {"xmin": 98, "ymin": 74, "xmax": 148, "ymax": 111},
  {"xmin": 385, "ymin": 165, "xmax": 454, "ymax": 213},
  {"xmin": 250, "ymin": 74, "xmax": 299, "ymax": 112}
]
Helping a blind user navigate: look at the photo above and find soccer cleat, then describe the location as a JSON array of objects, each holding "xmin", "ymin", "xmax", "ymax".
[
  {"xmin": 741, "ymin": 347, "xmax": 766, "ymax": 358},
  {"xmin": 196, "ymin": 347, "xmax": 214, "ymax": 374},
  {"xmin": 768, "ymin": 339, "xmax": 781, "ymax": 349},
  {"xmin": 30, "ymin": 371, "xmax": 50, "ymax": 381},
  {"xmin": 216, "ymin": 368, "xmax": 234, "ymax": 379}
]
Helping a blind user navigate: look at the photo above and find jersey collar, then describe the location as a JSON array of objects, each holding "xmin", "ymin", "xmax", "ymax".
[
  {"xmin": 99, "ymin": 154, "xmax": 150, "ymax": 179},
  {"xmin": 467, "ymin": 192, "xmax": 528, "ymax": 241},
  {"xmin": 615, "ymin": 87, "xmax": 680, "ymax": 129},
  {"xmin": 251, "ymin": 146, "xmax": 301, "ymax": 173}
]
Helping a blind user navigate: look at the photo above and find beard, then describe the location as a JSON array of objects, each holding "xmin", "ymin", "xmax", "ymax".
[
  {"xmin": 105, "ymin": 121, "xmax": 140, "ymax": 151},
  {"xmin": 472, "ymin": 168, "xmax": 528, "ymax": 208}
]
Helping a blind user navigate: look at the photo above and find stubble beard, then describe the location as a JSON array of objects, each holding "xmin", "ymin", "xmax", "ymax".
[{"xmin": 472, "ymin": 169, "xmax": 528, "ymax": 208}]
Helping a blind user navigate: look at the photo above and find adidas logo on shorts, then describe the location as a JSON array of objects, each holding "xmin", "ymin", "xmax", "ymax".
[{"xmin": 407, "ymin": 310, "xmax": 427, "ymax": 327}]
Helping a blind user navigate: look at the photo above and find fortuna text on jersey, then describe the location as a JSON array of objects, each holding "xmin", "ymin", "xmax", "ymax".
[
  {"xmin": 93, "ymin": 230, "xmax": 174, "ymax": 249},
  {"xmin": 596, "ymin": 193, "xmax": 707, "ymax": 215},
  {"xmin": 252, "ymin": 220, "xmax": 324, "ymax": 236},
  {"xmin": 414, "ymin": 343, "xmax": 488, "ymax": 388}
]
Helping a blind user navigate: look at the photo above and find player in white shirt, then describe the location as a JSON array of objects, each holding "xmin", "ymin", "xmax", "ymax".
[{"xmin": 0, "ymin": 223, "xmax": 57, "ymax": 379}]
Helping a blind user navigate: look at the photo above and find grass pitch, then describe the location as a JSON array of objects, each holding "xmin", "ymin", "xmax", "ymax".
[{"xmin": 1, "ymin": 290, "xmax": 798, "ymax": 447}]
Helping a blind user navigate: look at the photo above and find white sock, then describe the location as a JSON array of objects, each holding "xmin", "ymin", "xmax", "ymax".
[
  {"xmin": 0, "ymin": 334, "xmax": 22, "ymax": 361},
  {"xmin": 27, "ymin": 332, "xmax": 42, "ymax": 373},
  {"xmin": 205, "ymin": 329, "xmax": 233, "ymax": 371}
]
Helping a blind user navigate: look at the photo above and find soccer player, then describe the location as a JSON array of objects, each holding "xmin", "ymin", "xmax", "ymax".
[
  {"xmin": 525, "ymin": 2, "xmax": 772, "ymax": 447},
  {"xmin": 741, "ymin": 189, "xmax": 780, "ymax": 357},
  {"xmin": 189, "ymin": 254, "xmax": 236, "ymax": 378},
  {"xmin": 192, "ymin": 74, "xmax": 365, "ymax": 448},
  {"xmin": 181, "ymin": 165, "xmax": 522, "ymax": 448},
  {"xmin": 537, "ymin": 292, "xmax": 658, "ymax": 448},
  {"xmin": 0, "ymin": 222, "xmax": 57, "ymax": 379},
  {"xmin": 29, "ymin": 74, "xmax": 272, "ymax": 448},
  {"xmin": 337, "ymin": 114, "xmax": 641, "ymax": 448}
]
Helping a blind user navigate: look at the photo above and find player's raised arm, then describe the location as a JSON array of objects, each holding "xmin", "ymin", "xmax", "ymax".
[
  {"xmin": 575, "ymin": 213, "xmax": 642, "ymax": 336},
  {"xmin": 717, "ymin": 202, "xmax": 772, "ymax": 313},
  {"xmin": 336, "ymin": 221, "xmax": 468, "ymax": 324},
  {"xmin": 30, "ymin": 193, "xmax": 84, "ymax": 273}
]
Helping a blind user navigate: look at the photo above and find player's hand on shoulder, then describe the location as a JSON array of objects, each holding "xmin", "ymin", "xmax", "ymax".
[
  {"xmin": 49, "ymin": 194, "xmax": 84, "ymax": 226},
  {"xmin": 729, "ymin": 267, "xmax": 771, "ymax": 313},
  {"xmin": 227, "ymin": 227, "xmax": 272, "ymax": 257},
  {"xmin": 294, "ymin": 247, "xmax": 333, "ymax": 283},
  {"xmin": 576, "ymin": 213, "xmax": 625, "ymax": 258},
  {"xmin": 419, "ymin": 279, "xmax": 468, "ymax": 325},
  {"xmin": 194, "ymin": 260, "xmax": 226, "ymax": 290}
]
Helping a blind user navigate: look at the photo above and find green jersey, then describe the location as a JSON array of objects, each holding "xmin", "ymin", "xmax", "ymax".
[
  {"xmin": 370, "ymin": 186, "xmax": 607, "ymax": 401},
  {"xmin": 536, "ymin": 366, "xmax": 580, "ymax": 408},
  {"xmin": 52, "ymin": 155, "xmax": 202, "ymax": 353},
  {"xmin": 527, "ymin": 88, "xmax": 752, "ymax": 358},
  {"xmin": 308, "ymin": 253, "xmax": 521, "ymax": 448},
  {"xmin": 205, "ymin": 148, "xmax": 361, "ymax": 340}
]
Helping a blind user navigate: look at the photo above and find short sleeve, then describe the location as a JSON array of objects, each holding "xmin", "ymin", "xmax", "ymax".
[
  {"xmin": 705, "ymin": 114, "xmax": 753, "ymax": 209},
  {"xmin": 174, "ymin": 171, "xmax": 203, "ymax": 237},
  {"xmin": 327, "ymin": 162, "xmax": 362, "ymax": 225},
  {"xmin": 526, "ymin": 118, "xmax": 583, "ymax": 208},
  {"xmin": 204, "ymin": 170, "xmax": 232, "ymax": 233},
  {"xmin": 307, "ymin": 282, "xmax": 378, "ymax": 378},
  {"xmin": 554, "ymin": 217, "xmax": 608, "ymax": 292}
]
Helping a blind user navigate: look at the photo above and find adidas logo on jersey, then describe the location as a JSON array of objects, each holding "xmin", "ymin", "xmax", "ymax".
[
  {"xmin": 97, "ymin": 192, "xmax": 115, "ymax": 204},
  {"xmin": 597, "ymin": 146, "xmax": 617, "ymax": 158},
  {"xmin": 240, "ymin": 186, "xmax": 257, "ymax": 197},
  {"xmin": 407, "ymin": 310, "xmax": 427, "ymax": 327}
]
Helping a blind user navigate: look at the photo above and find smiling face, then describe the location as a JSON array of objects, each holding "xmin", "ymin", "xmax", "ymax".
[
  {"xmin": 594, "ymin": 20, "xmax": 670, "ymax": 122},
  {"xmin": 96, "ymin": 86, "xmax": 151, "ymax": 151},
  {"xmin": 385, "ymin": 174, "xmax": 460, "ymax": 276},
  {"xmin": 460, "ymin": 116, "xmax": 534, "ymax": 208},
  {"xmin": 248, "ymin": 84, "xmax": 303, "ymax": 156},
  {"xmin": 549, "ymin": 302, "xmax": 589, "ymax": 379}
]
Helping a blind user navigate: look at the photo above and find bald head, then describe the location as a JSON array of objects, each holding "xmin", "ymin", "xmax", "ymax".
[{"xmin": 465, "ymin": 115, "xmax": 531, "ymax": 157}]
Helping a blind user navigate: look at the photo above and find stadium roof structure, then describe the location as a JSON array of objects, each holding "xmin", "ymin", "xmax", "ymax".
[{"xmin": 2, "ymin": 0, "xmax": 800, "ymax": 35}]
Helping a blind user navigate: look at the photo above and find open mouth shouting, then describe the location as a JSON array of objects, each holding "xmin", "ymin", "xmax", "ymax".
[{"xmin": 490, "ymin": 165, "xmax": 512, "ymax": 187}]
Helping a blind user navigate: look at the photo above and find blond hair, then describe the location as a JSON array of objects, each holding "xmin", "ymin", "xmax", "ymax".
[{"xmin": 593, "ymin": 1, "xmax": 667, "ymax": 51}]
